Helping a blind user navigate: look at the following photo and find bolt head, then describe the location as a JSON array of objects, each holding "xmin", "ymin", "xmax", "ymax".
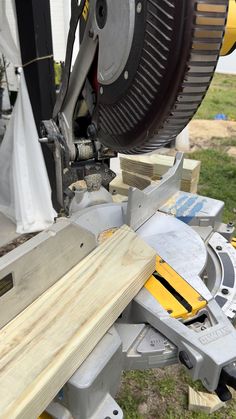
[
  {"xmin": 137, "ymin": 2, "xmax": 142, "ymax": 13},
  {"xmin": 222, "ymin": 288, "xmax": 229, "ymax": 295},
  {"xmin": 88, "ymin": 29, "xmax": 94, "ymax": 38},
  {"xmin": 124, "ymin": 70, "xmax": 129, "ymax": 80}
]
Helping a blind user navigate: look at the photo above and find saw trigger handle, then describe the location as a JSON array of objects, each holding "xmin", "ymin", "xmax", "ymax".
[{"xmin": 216, "ymin": 362, "xmax": 236, "ymax": 401}]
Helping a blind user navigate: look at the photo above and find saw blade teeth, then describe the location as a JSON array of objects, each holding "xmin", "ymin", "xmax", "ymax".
[{"xmin": 98, "ymin": 0, "xmax": 228, "ymax": 153}]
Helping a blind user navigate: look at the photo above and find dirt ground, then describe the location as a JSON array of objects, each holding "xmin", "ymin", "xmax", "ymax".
[{"xmin": 188, "ymin": 120, "xmax": 236, "ymax": 154}]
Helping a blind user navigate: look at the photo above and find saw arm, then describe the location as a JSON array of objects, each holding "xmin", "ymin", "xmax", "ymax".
[
  {"xmin": 42, "ymin": 0, "xmax": 233, "ymax": 209},
  {"xmin": 55, "ymin": 0, "xmax": 228, "ymax": 157},
  {"xmin": 40, "ymin": 0, "xmax": 236, "ymax": 213}
]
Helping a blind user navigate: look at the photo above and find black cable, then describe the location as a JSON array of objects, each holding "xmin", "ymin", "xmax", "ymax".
[{"xmin": 53, "ymin": 0, "xmax": 86, "ymax": 118}]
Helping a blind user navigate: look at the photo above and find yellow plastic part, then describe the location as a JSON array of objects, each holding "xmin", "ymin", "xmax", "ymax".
[
  {"xmin": 145, "ymin": 256, "xmax": 206, "ymax": 319},
  {"xmin": 231, "ymin": 238, "xmax": 236, "ymax": 249},
  {"xmin": 82, "ymin": 0, "xmax": 90, "ymax": 21},
  {"xmin": 221, "ymin": 0, "xmax": 236, "ymax": 56},
  {"xmin": 145, "ymin": 276, "xmax": 189, "ymax": 318},
  {"xmin": 38, "ymin": 413, "xmax": 52, "ymax": 419}
]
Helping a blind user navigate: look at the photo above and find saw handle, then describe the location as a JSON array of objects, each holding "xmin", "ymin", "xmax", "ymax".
[{"xmin": 216, "ymin": 362, "xmax": 236, "ymax": 401}]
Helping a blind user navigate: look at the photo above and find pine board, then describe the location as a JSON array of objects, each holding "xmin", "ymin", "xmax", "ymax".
[
  {"xmin": 0, "ymin": 225, "xmax": 156, "ymax": 419},
  {"xmin": 120, "ymin": 154, "xmax": 201, "ymax": 181},
  {"xmin": 109, "ymin": 175, "xmax": 130, "ymax": 196},
  {"xmin": 112, "ymin": 194, "xmax": 128, "ymax": 203},
  {"xmin": 122, "ymin": 171, "xmax": 156, "ymax": 190},
  {"xmin": 118, "ymin": 170, "xmax": 199, "ymax": 194},
  {"xmin": 188, "ymin": 386, "xmax": 225, "ymax": 414}
]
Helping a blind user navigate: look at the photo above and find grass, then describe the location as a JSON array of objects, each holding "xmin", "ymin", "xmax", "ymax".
[
  {"xmin": 117, "ymin": 366, "xmax": 236, "ymax": 418},
  {"xmin": 117, "ymin": 134, "xmax": 236, "ymax": 418},
  {"xmin": 195, "ymin": 73, "xmax": 236, "ymax": 121},
  {"xmin": 188, "ymin": 147, "xmax": 236, "ymax": 224}
]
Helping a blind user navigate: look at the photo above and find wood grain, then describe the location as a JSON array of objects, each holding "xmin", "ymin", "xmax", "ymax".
[
  {"xmin": 120, "ymin": 154, "xmax": 201, "ymax": 181},
  {"xmin": 188, "ymin": 386, "xmax": 225, "ymax": 414},
  {"xmin": 109, "ymin": 175, "xmax": 130, "ymax": 196},
  {"xmin": 110, "ymin": 169, "xmax": 199, "ymax": 196},
  {"xmin": 122, "ymin": 170, "xmax": 199, "ymax": 193},
  {"xmin": 0, "ymin": 225, "xmax": 156, "ymax": 419}
]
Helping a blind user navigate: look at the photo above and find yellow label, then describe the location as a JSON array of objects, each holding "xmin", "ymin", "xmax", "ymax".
[{"xmin": 83, "ymin": 0, "xmax": 90, "ymax": 21}]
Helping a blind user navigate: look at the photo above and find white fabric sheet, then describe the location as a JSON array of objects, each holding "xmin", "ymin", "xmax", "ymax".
[{"xmin": 0, "ymin": 0, "xmax": 56, "ymax": 233}]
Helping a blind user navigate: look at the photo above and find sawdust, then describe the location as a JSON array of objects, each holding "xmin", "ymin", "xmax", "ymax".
[{"xmin": 0, "ymin": 234, "xmax": 36, "ymax": 258}]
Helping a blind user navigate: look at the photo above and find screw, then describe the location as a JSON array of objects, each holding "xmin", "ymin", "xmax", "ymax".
[
  {"xmin": 228, "ymin": 221, "xmax": 234, "ymax": 228},
  {"xmin": 222, "ymin": 288, "xmax": 229, "ymax": 295},
  {"xmin": 216, "ymin": 246, "xmax": 222, "ymax": 251},
  {"xmin": 88, "ymin": 29, "xmax": 94, "ymax": 38},
  {"xmin": 87, "ymin": 123, "xmax": 97, "ymax": 139},
  {"xmin": 137, "ymin": 2, "xmax": 142, "ymax": 13}
]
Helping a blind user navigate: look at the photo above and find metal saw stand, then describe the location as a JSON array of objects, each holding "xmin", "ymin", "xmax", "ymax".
[{"xmin": 1, "ymin": 153, "xmax": 236, "ymax": 419}]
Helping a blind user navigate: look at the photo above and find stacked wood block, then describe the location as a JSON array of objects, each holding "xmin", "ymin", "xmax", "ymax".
[{"xmin": 109, "ymin": 154, "xmax": 201, "ymax": 195}]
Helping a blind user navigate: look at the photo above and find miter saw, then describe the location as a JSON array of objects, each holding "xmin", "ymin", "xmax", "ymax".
[{"xmin": 38, "ymin": 0, "xmax": 236, "ymax": 417}]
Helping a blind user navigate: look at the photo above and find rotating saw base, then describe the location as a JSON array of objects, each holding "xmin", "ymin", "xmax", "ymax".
[{"xmin": 72, "ymin": 205, "xmax": 209, "ymax": 301}]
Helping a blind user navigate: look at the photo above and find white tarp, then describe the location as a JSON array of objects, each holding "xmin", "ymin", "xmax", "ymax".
[{"xmin": 0, "ymin": 0, "xmax": 56, "ymax": 233}]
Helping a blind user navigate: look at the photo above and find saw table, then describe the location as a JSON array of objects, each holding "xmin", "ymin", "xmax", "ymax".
[{"xmin": 1, "ymin": 154, "xmax": 236, "ymax": 418}]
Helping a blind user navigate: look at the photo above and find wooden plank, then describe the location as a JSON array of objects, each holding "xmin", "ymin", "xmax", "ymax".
[
  {"xmin": 120, "ymin": 154, "xmax": 201, "ymax": 181},
  {"xmin": 0, "ymin": 220, "xmax": 96, "ymax": 329},
  {"xmin": 121, "ymin": 170, "xmax": 199, "ymax": 194},
  {"xmin": 0, "ymin": 225, "xmax": 156, "ymax": 419},
  {"xmin": 112, "ymin": 194, "xmax": 128, "ymax": 203},
  {"xmin": 122, "ymin": 171, "xmax": 154, "ymax": 190},
  {"xmin": 109, "ymin": 175, "xmax": 130, "ymax": 196},
  {"xmin": 188, "ymin": 386, "xmax": 225, "ymax": 414}
]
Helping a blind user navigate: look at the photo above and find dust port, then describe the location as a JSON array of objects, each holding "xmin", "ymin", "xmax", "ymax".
[{"xmin": 0, "ymin": 273, "xmax": 13, "ymax": 297}]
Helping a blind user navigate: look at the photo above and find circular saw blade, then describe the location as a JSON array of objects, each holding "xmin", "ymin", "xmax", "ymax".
[{"xmin": 96, "ymin": 0, "xmax": 228, "ymax": 153}]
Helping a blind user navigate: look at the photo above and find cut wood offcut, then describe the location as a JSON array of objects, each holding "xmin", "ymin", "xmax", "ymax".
[
  {"xmin": 0, "ymin": 225, "xmax": 156, "ymax": 419},
  {"xmin": 188, "ymin": 386, "xmax": 225, "ymax": 414}
]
